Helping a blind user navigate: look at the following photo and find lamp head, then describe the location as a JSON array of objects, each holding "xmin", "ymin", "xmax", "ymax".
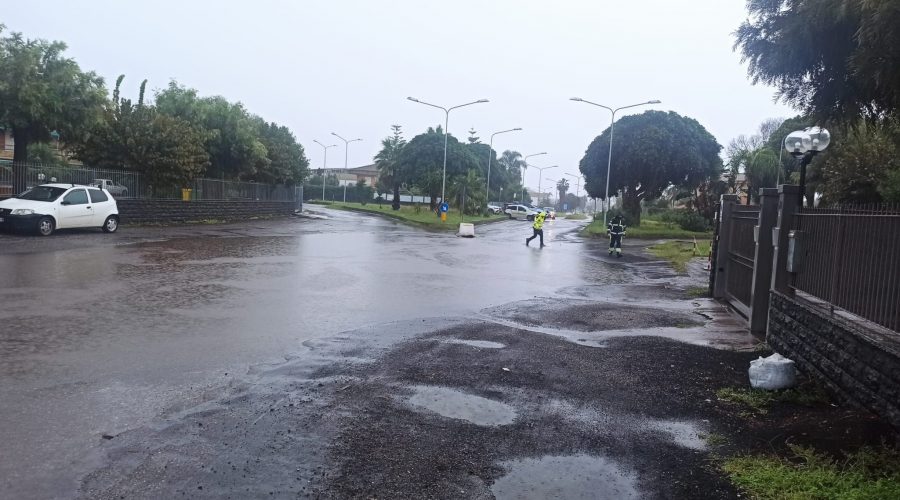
[
  {"xmin": 407, "ymin": 97, "xmax": 419, "ymax": 102},
  {"xmin": 648, "ymin": 100, "xmax": 662, "ymax": 104},
  {"xmin": 785, "ymin": 130, "xmax": 811, "ymax": 157},
  {"xmin": 805, "ymin": 126, "xmax": 831, "ymax": 152},
  {"xmin": 513, "ymin": 127, "xmax": 523, "ymax": 131},
  {"xmin": 476, "ymin": 99, "xmax": 489, "ymax": 103},
  {"xmin": 570, "ymin": 97, "xmax": 583, "ymax": 102}
]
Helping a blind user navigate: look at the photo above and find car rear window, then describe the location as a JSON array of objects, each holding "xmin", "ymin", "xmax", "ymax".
[{"xmin": 89, "ymin": 189, "xmax": 109, "ymax": 203}]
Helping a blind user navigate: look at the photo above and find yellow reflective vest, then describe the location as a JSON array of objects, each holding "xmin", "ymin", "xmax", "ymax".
[{"xmin": 533, "ymin": 212, "xmax": 546, "ymax": 230}]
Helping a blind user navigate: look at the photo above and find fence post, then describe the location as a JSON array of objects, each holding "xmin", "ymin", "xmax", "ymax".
[
  {"xmin": 749, "ymin": 188, "xmax": 778, "ymax": 335},
  {"xmin": 712, "ymin": 194, "xmax": 739, "ymax": 299},
  {"xmin": 771, "ymin": 185, "xmax": 802, "ymax": 295}
]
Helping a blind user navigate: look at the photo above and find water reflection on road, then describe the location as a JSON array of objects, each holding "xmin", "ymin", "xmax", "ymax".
[{"xmin": 0, "ymin": 209, "xmax": 607, "ymax": 499}]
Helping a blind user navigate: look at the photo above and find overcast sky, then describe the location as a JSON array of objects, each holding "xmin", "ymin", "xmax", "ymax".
[{"xmin": 5, "ymin": 0, "xmax": 794, "ymax": 191}]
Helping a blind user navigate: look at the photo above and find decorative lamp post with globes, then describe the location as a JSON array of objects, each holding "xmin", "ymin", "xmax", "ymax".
[{"xmin": 785, "ymin": 126, "xmax": 831, "ymax": 208}]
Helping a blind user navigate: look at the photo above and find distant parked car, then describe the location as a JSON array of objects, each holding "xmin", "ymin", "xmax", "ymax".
[
  {"xmin": 504, "ymin": 204, "xmax": 541, "ymax": 221},
  {"xmin": 90, "ymin": 179, "xmax": 128, "ymax": 197},
  {"xmin": 542, "ymin": 207, "xmax": 557, "ymax": 220},
  {"xmin": 487, "ymin": 203, "xmax": 502, "ymax": 214},
  {"xmin": 0, "ymin": 183, "xmax": 119, "ymax": 236}
]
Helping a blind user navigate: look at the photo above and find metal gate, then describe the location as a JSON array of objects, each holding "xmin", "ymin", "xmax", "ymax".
[{"xmin": 723, "ymin": 205, "xmax": 761, "ymax": 316}]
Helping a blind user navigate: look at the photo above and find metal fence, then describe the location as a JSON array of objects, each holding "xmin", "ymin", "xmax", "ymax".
[
  {"xmin": 791, "ymin": 203, "xmax": 900, "ymax": 332},
  {"xmin": 0, "ymin": 161, "xmax": 297, "ymax": 202}
]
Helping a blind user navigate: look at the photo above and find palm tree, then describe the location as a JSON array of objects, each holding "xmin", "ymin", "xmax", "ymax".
[
  {"xmin": 556, "ymin": 178, "xmax": 570, "ymax": 208},
  {"xmin": 374, "ymin": 125, "xmax": 406, "ymax": 210}
]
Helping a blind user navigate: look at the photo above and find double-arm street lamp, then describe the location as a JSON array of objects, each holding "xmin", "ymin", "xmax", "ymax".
[
  {"xmin": 784, "ymin": 126, "xmax": 831, "ymax": 208},
  {"xmin": 570, "ymin": 97, "xmax": 661, "ymax": 226},
  {"xmin": 533, "ymin": 165, "xmax": 558, "ymax": 200},
  {"xmin": 486, "ymin": 128, "xmax": 522, "ymax": 212},
  {"xmin": 331, "ymin": 132, "xmax": 362, "ymax": 170},
  {"xmin": 522, "ymin": 152, "xmax": 547, "ymax": 201},
  {"xmin": 407, "ymin": 97, "xmax": 489, "ymax": 205},
  {"xmin": 313, "ymin": 139, "xmax": 338, "ymax": 201},
  {"xmin": 564, "ymin": 173, "xmax": 583, "ymax": 211}
]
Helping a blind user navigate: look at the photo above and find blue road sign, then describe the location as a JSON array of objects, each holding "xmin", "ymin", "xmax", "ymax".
[
  {"xmin": 563, "ymin": 203, "xmax": 568, "ymax": 210},
  {"xmin": 440, "ymin": 202, "xmax": 449, "ymax": 213}
]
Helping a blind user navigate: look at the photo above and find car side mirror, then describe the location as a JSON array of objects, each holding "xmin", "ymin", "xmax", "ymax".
[{"xmin": 61, "ymin": 201, "xmax": 70, "ymax": 206}]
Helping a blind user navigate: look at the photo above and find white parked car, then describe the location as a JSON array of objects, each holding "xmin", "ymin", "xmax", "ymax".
[
  {"xmin": 504, "ymin": 204, "xmax": 541, "ymax": 221},
  {"xmin": 0, "ymin": 183, "xmax": 120, "ymax": 236},
  {"xmin": 487, "ymin": 203, "xmax": 502, "ymax": 214}
]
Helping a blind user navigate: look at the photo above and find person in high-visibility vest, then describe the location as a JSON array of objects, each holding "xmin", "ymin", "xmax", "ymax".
[
  {"xmin": 526, "ymin": 211, "xmax": 547, "ymax": 247},
  {"xmin": 607, "ymin": 214, "xmax": 626, "ymax": 257}
]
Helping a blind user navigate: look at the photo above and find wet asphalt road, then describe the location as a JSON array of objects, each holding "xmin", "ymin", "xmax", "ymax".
[{"xmin": 0, "ymin": 208, "xmax": 754, "ymax": 499}]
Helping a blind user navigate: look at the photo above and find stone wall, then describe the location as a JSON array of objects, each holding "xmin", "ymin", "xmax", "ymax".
[
  {"xmin": 768, "ymin": 291, "xmax": 900, "ymax": 428},
  {"xmin": 117, "ymin": 199, "xmax": 296, "ymax": 225}
]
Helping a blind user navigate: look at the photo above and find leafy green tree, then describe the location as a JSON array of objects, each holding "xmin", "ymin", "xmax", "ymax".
[
  {"xmin": 74, "ymin": 76, "xmax": 208, "ymax": 192},
  {"xmin": 355, "ymin": 179, "xmax": 374, "ymax": 205},
  {"xmin": 0, "ymin": 26, "xmax": 107, "ymax": 191},
  {"xmin": 255, "ymin": 119, "xmax": 309, "ymax": 184},
  {"xmin": 745, "ymin": 149, "xmax": 780, "ymax": 204},
  {"xmin": 398, "ymin": 126, "xmax": 480, "ymax": 209},
  {"xmin": 155, "ymin": 81, "xmax": 269, "ymax": 180},
  {"xmin": 374, "ymin": 125, "xmax": 406, "ymax": 210},
  {"xmin": 819, "ymin": 118, "xmax": 900, "ymax": 204},
  {"xmin": 27, "ymin": 142, "xmax": 65, "ymax": 167},
  {"xmin": 578, "ymin": 110, "xmax": 722, "ymax": 224},
  {"xmin": 735, "ymin": 0, "xmax": 900, "ymax": 121},
  {"xmin": 497, "ymin": 150, "xmax": 526, "ymax": 201}
]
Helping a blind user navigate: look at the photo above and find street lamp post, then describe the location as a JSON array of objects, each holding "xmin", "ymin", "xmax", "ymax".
[
  {"xmin": 570, "ymin": 97, "xmax": 661, "ymax": 226},
  {"xmin": 407, "ymin": 97, "xmax": 489, "ymax": 205},
  {"xmin": 331, "ymin": 132, "xmax": 362, "ymax": 170},
  {"xmin": 486, "ymin": 128, "xmax": 522, "ymax": 214},
  {"xmin": 522, "ymin": 152, "xmax": 547, "ymax": 202},
  {"xmin": 564, "ymin": 173, "xmax": 582, "ymax": 212},
  {"xmin": 545, "ymin": 177, "xmax": 557, "ymax": 206},
  {"xmin": 785, "ymin": 126, "xmax": 831, "ymax": 208},
  {"xmin": 533, "ymin": 165, "xmax": 558, "ymax": 200},
  {"xmin": 313, "ymin": 139, "xmax": 338, "ymax": 201}
]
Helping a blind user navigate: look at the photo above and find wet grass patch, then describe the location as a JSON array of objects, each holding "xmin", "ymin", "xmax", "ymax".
[
  {"xmin": 581, "ymin": 219, "xmax": 713, "ymax": 240},
  {"xmin": 722, "ymin": 445, "xmax": 900, "ymax": 499},
  {"xmin": 647, "ymin": 240, "xmax": 712, "ymax": 273},
  {"xmin": 564, "ymin": 213, "xmax": 587, "ymax": 220},
  {"xmin": 317, "ymin": 201, "xmax": 506, "ymax": 229},
  {"xmin": 685, "ymin": 286, "xmax": 709, "ymax": 298},
  {"xmin": 716, "ymin": 384, "xmax": 831, "ymax": 415}
]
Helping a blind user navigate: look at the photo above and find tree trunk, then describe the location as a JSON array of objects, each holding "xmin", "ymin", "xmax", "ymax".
[
  {"xmin": 392, "ymin": 182, "xmax": 401, "ymax": 210},
  {"xmin": 12, "ymin": 128, "xmax": 30, "ymax": 194},
  {"xmin": 623, "ymin": 191, "xmax": 642, "ymax": 226}
]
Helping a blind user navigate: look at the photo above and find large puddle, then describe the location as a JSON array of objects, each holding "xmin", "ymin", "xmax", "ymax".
[
  {"xmin": 491, "ymin": 454, "xmax": 640, "ymax": 499},
  {"xmin": 406, "ymin": 385, "xmax": 517, "ymax": 426}
]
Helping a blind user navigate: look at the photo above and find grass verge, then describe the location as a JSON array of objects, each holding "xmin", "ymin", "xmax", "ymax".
[
  {"xmin": 564, "ymin": 213, "xmax": 588, "ymax": 220},
  {"xmin": 647, "ymin": 240, "xmax": 712, "ymax": 273},
  {"xmin": 581, "ymin": 218, "xmax": 713, "ymax": 239},
  {"xmin": 715, "ymin": 385, "xmax": 830, "ymax": 415},
  {"xmin": 722, "ymin": 445, "xmax": 900, "ymax": 499},
  {"xmin": 310, "ymin": 201, "xmax": 507, "ymax": 229}
]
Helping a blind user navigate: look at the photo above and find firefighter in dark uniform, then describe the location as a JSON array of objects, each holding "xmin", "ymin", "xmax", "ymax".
[{"xmin": 607, "ymin": 214, "xmax": 626, "ymax": 257}]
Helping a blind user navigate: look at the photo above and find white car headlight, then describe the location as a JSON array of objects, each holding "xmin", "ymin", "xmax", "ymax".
[{"xmin": 11, "ymin": 208, "xmax": 35, "ymax": 215}]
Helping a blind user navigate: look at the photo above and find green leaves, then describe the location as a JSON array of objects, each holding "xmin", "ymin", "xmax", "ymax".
[{"xmin": 579, "ymin": 110, "xmax": 722, "ymax": 223}]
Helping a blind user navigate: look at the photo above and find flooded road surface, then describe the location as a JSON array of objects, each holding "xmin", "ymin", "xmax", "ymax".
[{"xmin": 0, "ymin": 209, "xmax": 619, "ymax": 498}]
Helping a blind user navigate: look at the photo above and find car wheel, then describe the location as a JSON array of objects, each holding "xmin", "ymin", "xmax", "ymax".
[
  {"xmin": 102, "ymin": 215, "xmax": 119, "ymax": 233},
  {"xmin": 507, "ymin": 213, "xmax": 513, "ymax": 219},
  {"xmin": 37, "ymin": 216, "xmax": 55, "ymax": 236}
]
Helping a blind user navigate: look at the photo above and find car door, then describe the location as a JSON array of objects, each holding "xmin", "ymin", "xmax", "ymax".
[
  {"xmin": 88, "ymin": 188, "xmax": 111, "ymax": 225},
  {"xmin": 57, "ymin": 188, "xmax": 93, "ymax": 228},
  {"xmin": 517, "ymin": 206, "xmax": 526, "ymax": 219}
]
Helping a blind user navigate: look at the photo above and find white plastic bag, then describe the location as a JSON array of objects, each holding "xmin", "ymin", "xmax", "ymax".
[{"xmin": 748, "ymin": 353, "xmax": 797, "ymax": 390}]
